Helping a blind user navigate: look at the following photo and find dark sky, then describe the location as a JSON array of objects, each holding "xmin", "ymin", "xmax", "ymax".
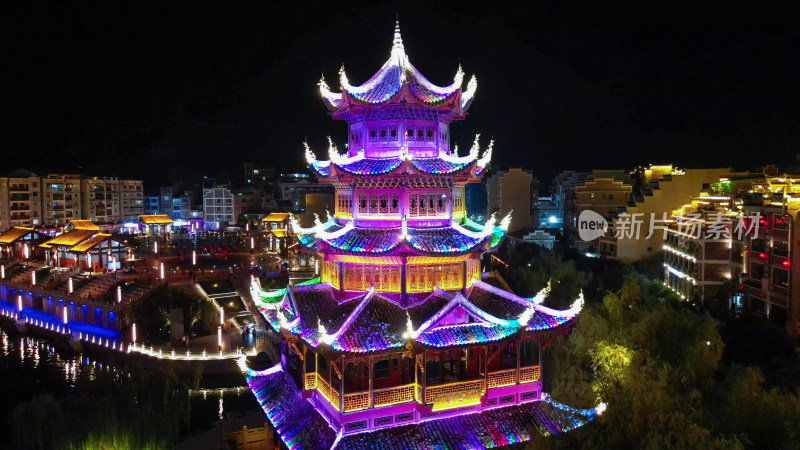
[{"xmin": 3, "ymin": 1, "xmax": 799, "ymax": 192}]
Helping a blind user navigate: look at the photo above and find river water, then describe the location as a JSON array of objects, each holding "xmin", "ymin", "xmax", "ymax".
[{"xmin": 0, "ymin": 328, "xmax": 261, "ymax": 446}]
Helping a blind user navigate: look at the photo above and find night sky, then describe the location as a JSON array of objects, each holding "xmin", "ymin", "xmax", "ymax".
[{"xmin": 3, "ymin": 1, "xmax": 799, "ymax": 192}]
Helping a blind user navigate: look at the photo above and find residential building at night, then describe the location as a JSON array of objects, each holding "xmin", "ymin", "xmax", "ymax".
[
  {"xmin": 486, "ymin": 168, "xmax": 535, "ymax": 233},
  {"xmin": 738, "ymin": 176, "xmax": 799, "ymax": 334},
  {"xmin": 43, "ymin": 174, "xmax": 82, "ymax": 227},
  {"xmin": 246, "ymin": 23, "xmax": 595, "ymax": 449},
  {"xmin": 232, "ymin": 187, "xmax": 262, "ymax": 224},
  {"xmin": 119, "ymin": 180, "xmax": 144, "ymax": 221},
  {"xmin": 81, "ymin": 177, "xmax": 121, "ymax": 224},
  {"xmin": 599, "ymin": 166, "xmax": 735, "ymax": 262},
  {"xmin": 663, "ymin": 195, "xmax": 741, "ymax": 302},
  {"xmin": 573, "ymin": 170, "xmax": 633, "ymax": 252},
  {"xmin": 464, "ymin": 180, "xmax": 487, "ymax": 223},
  {"xmin": 0, "ymin": 170, "xmax": 43, "ymax": 229},
  {"xmin": 552, "ymin": 170, "xmax": 589, "ymax": 234},
  {"xmin": 202, "ymin": 180, "xmax": 234, "ymax": 228}
]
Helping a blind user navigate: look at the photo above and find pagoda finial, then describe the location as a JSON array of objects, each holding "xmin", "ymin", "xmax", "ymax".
[{"xmin": 393, "ymin": 20, "xmax": 404, "ymax": 52}]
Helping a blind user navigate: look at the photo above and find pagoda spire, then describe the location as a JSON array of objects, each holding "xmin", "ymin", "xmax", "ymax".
[{"xmin": 392, "ymin": 20, "xmax": 404, "ymax": 53}]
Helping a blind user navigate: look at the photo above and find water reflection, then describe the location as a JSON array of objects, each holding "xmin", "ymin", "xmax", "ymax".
[{"xmin": 0, "ymin": 329, "xmax": 261, "ymax": 436}]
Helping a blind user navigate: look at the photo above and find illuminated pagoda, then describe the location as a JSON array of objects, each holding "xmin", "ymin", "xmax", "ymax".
[{"xmin": 247, "ymin": 22, "xmax": 596, "ymax": 449}]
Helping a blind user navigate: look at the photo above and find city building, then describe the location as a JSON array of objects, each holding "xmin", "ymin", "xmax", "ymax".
[
  {"xmin": 143, "ymin": 196, "xmax": 160, "ymax": 215},
  {"xmin": 663, "ymin": 194, "xmax": 741, "ymax": 302},
  {"xmin": 119, "ymin": 180, "xmax": 144, "ymax": 221},
  {"xmin": 599, "ymin": 165, "xmax": 735, "ymax": 262},
  {"xmin": 81, "ymin": 177, "xmax": 121, "ymax": 224},
  {"xmin": 738, "ymin": 175, "xmax": 799, "ymax": 333},
  {"xmin": 486, "ymin": 168, "xmax": 535, "ymax": 233},
  {"xmin": 552, "ymin": 170, "xmax": 590, "ymax": 234},
  {"xmin": 278, "ymin": 172, "xmax": 334, "ymax": 213},
  {"xmin": 246, "ymin": 23, "xmax": 595, "ymax": 448},
  {"xmin": 232, "ymin": 187, "xmax": 262, "ymax": 225},
  {"xmin": 202, "ymin": 180, "xmax": 233, "ymax": 229},
  {"xmin": 244, "ymin": 164, "xmax": 277, "ymax": 188},
  {"xmin": 0, "ymin": 169, "xmax": 43, "ymax": 229},
  {"xmin": 572, "ymin": 170, "xmax": 633, "ymax": 252},
  {"xmin": 535, "ymin": 195, "xmax": 562, "ymax": 230},
  {"xmin": 464, "ymin": 180, "xmax": 487, "ymax": 223},
  {"xmin": 0, "ymin": 171, "xmax": 143, "ymax": 230}
]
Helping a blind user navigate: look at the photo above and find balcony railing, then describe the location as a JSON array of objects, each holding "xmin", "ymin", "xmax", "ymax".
[
  {"xmin": 425, "ymin": 379, "xmax": 484, "ymax": 405},
  {"xmin": 306, "ymin": 366, "xmax": 542, "ymax": 412},
  {"xmin": 487, "ymin": 368, "xmax": 517, "ymax": 388},
  {"xmin": 373, "ymin": 383, "xmax": 415, "ymax": 408},
  {"xmin": 342, "ymin": 391, "xmax": 370, "ymax": 412},
  {"xmin": 518, "ymin": 366, "xmax": 540, "ymax": 383}
]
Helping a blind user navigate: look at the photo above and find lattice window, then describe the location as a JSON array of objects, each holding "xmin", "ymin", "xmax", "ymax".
[
  {"xmin": 407, "ymin": 192, "xmax": 447, "ymax": 217},
  {"xmin": 354, "ymin": 192, "xmax": 399, "ymax": 216},
  {"xmin": 322, "ymin": 261, "xmax": 340, "ymax": 288},
  {"xmin": 305, "ymin": 372, "xmax": 317, "ymax": 390},
  {"xmin": 343, "ymin": 265, "xmax": 399, "ymax": 292},
  {"xmin": 466, "ymin": 259, "xmax": 480, "ymax": 285},
  {"xmin": 407, "ymin": 264, "xmax": 463, "ymax": 292},
  {"xmin": 452, "ymin": 192, "xmax": 464, "ymax": 218},
  {"xmin": 379, "ymin": 194, "xmax": 388, "ymax": 214},
  {"xmin": 358, "ymin": 194, "xmax": 369, "ymax": 214},
  {"xmin": 337, "ymin": 193, "xmax": 352, "ymax": 218}
]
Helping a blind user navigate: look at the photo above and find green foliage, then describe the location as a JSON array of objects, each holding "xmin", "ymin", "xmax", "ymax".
[
  {"xmin": 501, "ymin": 245, "xmax": 591, "ymax": 309},
  {"xmin": 10, "ymin": 361, "xmax": 191, "ymax": 450},
  {"xmin": 134, "ymin": 285, "xmax": 217, "ymax": 339},
  {"xmin": 542, "ymin": 274, "xmax": 799, "ymax": 449}
]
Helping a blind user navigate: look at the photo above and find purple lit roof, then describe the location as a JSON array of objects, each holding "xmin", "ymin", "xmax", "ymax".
[
  {"xmin": 410, "ymin": 158, "xmax": 474, "ymax": 175},
  {"xmin": 246, "ymin": 366, "xmax": 337, "ymax": 450},
  {"xmin": 248, "ymin": 365, "xmax": 595, "ymax": 450},
  {"xmin": 261, "ymin": 280, "xmax": 578, "ymax": 355},
  {"xmin": 321, "ymin": 22, "xmax": 468, "ymax": 110},
  {"xmin": 300, "ymin": 225, "xmax": 492, "ymax": 256},
  {"xmin": 337, "ymin": 396, "xmax": 595, "ymax": 449}
]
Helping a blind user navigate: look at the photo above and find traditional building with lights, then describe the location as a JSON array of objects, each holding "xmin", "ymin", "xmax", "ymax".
[{"xmin": 246, "ymin": 23, "xmax": 596, "ymax": 449}]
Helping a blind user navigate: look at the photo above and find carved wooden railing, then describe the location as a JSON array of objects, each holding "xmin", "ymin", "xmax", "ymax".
[
  {"xmin": 425, "ymin": 379, "xmax": 485, "ymax": 405},
  {"xmin": 487, "ymin": 368, "xmax": 517, "ymax": 388},
  {"xmin": 305, "ymin": 372, "xmax": 317, "ymax": 390},
  {"xmin": 373, "ymin": 383, "xmax": 415, "ymax": 408},
  {"xmin": 342, "ymin": 391, "xmax": 370, "ymax": 413},
  {"xmin": 518, "ymin": 366, "xmax": 540, "ymax": 384}
]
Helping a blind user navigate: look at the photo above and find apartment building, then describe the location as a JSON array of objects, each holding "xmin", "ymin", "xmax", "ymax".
[
  {"xmin": 599, "ymin": 165, "xmax": 735, "ymax": 262},
  {"xmin": 41, "ymin": 174, "xmax": 82, "ymax": 227},
  {"xmin": 0, "ymin": 170, "xmax": 43, "ymax": 229},
  {"xmin": 0, "ymin": 171, "xmax": 144, "ymax": 230},
  {"xmin": 486, "ymin": 168, "xmax": 536, "ymax": 233},
  {"xmin": 81, "ymin": 177, "xmax": 121, "ymax": 223},
  {"xmin": 203, "ymin": 181, "xmax": 234, "ymax": 229},
  {"xmin": 120, "ymin": 180, "xmax": 144, "ymax": 221},
  {"xmin": 738, "ymin": 176, "xmax": 799, "ymax": 333}
]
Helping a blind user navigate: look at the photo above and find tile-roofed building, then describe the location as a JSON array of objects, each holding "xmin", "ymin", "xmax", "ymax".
[{"xmin": 246, "ymin": 22, "xmax": 594, "ymax": 448}]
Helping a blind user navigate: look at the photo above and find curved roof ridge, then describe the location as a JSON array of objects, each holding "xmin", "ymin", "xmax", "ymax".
[
  {"xmin": 328, "ymin": 288, "xmax": 374, "ymax": 340},
  {"xmin": 470, "ymin": 280, "xmax": 532, "ymax": 308}
]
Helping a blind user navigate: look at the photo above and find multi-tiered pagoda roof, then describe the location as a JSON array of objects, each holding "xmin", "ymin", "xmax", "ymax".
[{"xmin": 249, "ymin": 21, "xmax": 596, "ymax": 449}]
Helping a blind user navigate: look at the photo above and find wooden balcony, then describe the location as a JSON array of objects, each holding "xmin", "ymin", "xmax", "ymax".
[
  {"xmin": 518, "ymin": 365, "xmax": 540, "ymax": 383},
  {"xmin": 373, "ymin": 383, "xmax": 415, "ymax": 408},
  {"xmin": 342, "ymin": 391, "xmax": 370, "ymax": 413},
  {"xmin": 425, "ymin": 379, "xmax": 484, "ymax": 405},
  {"xmin": 305, "ymin": 365, "xmax": 541, "ymax": 413}
]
